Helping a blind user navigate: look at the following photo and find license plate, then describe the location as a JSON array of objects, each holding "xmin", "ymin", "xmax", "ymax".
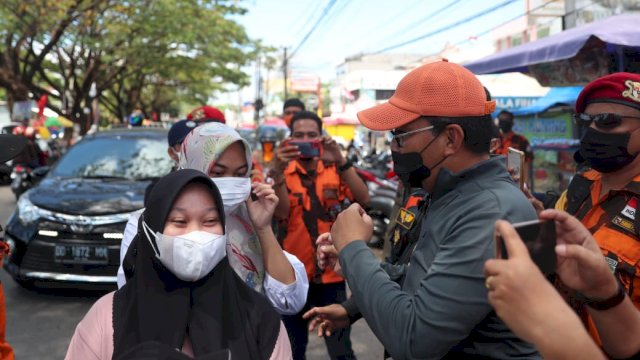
[{"xmin": 54, "ymin": 245, "xmax": 109, "ymax": 265}]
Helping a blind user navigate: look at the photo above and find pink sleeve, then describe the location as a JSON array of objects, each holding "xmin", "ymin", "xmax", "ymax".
[
  {"xmin": 269, "ymin": 321, "xmax": 292, "ymax": 360},
  {"xmin": 65, "ymin": 292, "xmax": 114, "ymax": 360}
]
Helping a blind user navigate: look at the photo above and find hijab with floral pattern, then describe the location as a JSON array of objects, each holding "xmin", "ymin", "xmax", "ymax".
[
  {"xmin": 178, "ymin": 122, "xmax": 265, "ymax": 293},
  {"xmin": 179, "ymin": 122, "xmax": 253, "ymax": 175}
]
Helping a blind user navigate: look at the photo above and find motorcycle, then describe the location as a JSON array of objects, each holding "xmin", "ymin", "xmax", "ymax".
[
  {"xmin": 356, "ymin": 167, "xmax": 399, "ymax": 249},
  {"xmin": 0, "ymin": 161, "xmax": 12, "ymax": 185},
  {"xmin": 11, "ymin": 165, "xmax": 49, "ymax": 200},
  {"xmin": 11, "ymin": 165, "xmax": 32, "ymax": 200}
]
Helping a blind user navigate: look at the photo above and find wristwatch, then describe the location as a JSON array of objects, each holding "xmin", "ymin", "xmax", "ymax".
[
  {"xmin": 581, "ymin": 279, "xmax": 627, "ymax": 311},
  {"xmin": 338, "ymin": 160, "xmax": 353, "ymax": 172}
]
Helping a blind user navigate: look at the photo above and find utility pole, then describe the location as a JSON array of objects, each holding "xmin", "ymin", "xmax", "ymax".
[
  {"xmin": 283, "ymin": 47, "xmax": 288, "ymax": 100},
  {"xmin": 563, "ymin": 0, "xmax": 576, "ymax": 30},
  {"xmin": 254, "ymin": 55, "xmax": 262, "ymax": 123}
]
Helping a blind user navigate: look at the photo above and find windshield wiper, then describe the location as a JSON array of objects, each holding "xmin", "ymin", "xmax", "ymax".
[
  {"xmin": 82, "ymin": 175, "xmax": 130, "ymax": 180},
  {"xmin": 134, "ymin": 176, "xmax": 161, "ymax": 181}
]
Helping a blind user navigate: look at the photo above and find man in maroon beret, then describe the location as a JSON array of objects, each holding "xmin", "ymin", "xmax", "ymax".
[
  {"xmin": 555, "ymin": 72, "xmax": 640, "ymax": 344},
  {"xmin": 187, "ymin": 105, "xmax": 226, "ymax": 123}
]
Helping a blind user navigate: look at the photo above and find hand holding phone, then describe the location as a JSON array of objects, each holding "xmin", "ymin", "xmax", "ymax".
[
  {"xmin": 285, "ymin": 139, "xmax": 323, "ymax": 159},
  {"xmin": 495, "ymin": 219, "xmax": 557, "ymax": 275},
  {"xmin": 507, "ymin": 147, "xmax": 525, "ymax": 190}
]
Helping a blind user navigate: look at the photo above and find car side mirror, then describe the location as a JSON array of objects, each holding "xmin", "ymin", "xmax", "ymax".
[{"xmin": 32, "ymin": 166, "xmax": 50, "ymax": 178}]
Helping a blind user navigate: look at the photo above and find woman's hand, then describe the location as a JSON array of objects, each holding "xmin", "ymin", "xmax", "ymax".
[
  {"xmin": 539, "ymin": 209, "xmax": 618, "ymax": 299},
  {"xmin": 246, "ymin": 182, "xmax": 279, "ymax": 231}
]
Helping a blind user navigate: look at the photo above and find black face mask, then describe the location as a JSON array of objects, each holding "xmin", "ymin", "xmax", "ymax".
[
  {"xmin": 579, "ymin": 127, "xmax": 638, "ymax": 173},
  {"xmin": 392, "ymin": 133, "xmax": 445, "ymax": 188},
  {"xmin": 498, "ymin": 120, "xmax": 513, "ymax": 133}
]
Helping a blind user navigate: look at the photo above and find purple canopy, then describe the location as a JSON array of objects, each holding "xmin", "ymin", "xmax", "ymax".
[{"xmin": 464, "ymin": 14, "xmax": 640, "ymax": 75}]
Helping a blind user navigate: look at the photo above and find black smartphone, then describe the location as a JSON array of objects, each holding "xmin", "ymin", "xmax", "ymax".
[
  {"xmin": 250, "ymin": 192, "xmax": 258, "ymax": 201},
  {"xmin": 495, "ymin": 219, "xmax": 557, "ymax": 275}
]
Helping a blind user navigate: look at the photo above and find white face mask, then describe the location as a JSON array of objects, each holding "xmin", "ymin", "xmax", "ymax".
[
  {"xmin": 210, "ymin": 177, "xmax": 251, "ymax": 213},
  {"xmin": 142, "ymin": 221, "xmax": 227, "ymax": 282}
]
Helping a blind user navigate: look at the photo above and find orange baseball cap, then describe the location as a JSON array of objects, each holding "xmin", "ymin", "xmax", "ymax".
[{"xmin": 357, "ymin": 59, "xmax": 496, "ymax": 131}]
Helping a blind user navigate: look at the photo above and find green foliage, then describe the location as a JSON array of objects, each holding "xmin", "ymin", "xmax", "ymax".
[{"xmin": 0, "ymin": 0, "xmax": 263, "ymax": 127}]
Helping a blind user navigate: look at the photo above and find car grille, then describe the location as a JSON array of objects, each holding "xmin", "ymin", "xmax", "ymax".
[{"xmin": 21, "ymin": 240, "xmax": 121, "ymax": 277}]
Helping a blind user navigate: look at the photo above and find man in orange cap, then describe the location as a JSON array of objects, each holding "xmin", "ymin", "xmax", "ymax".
[
  {"xmin": 554, "ymin": 72, "xmax": 640, "ymax": 342},
  {"xmin": 305, "ymin": 60, "xmax": 540, "ymax": 359}
]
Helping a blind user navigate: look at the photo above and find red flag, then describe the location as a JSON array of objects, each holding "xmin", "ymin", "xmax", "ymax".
[{"xmin": 37, "ymin": 94, "xmax": 48, "ymax": 117}]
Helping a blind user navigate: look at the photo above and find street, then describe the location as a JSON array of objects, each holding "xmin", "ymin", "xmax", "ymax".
[{"xmin": 0, "ymin": 185, "xmax": 384, "ymax": 359}]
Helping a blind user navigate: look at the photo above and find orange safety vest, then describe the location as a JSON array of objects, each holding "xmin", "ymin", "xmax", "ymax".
[
  {"xmin": 496, "ymin": 132, "xmax": 533, "ymax": 161},
  {"xmin": 388, "ymin": 189, "xmax": 427, "ymax": 266},
  {"xmin": 0, "ymin": 243, "xmax": 14, "ymax": 360},
  {"xmin": 562, "ymin": 169, "xmax": 640, "ymax": 342},
  {"xmin": 251, "ymin": 158, "xmax": 264, "ymax": 183},
  {"xmin": 282, "ymin": 160, "xmax": 353, "ymax": 284}
]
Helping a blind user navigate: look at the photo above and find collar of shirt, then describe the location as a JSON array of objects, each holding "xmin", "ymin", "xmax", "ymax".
[{"xmin": 431, "ymin": 156, "xmax": 508, "ymax": 202}]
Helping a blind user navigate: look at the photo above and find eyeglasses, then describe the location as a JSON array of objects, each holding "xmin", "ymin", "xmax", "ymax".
[
  {"xmin": 573, "ymin": 113, "xmax": 640, "ymax": 130},
  {"xmin": 284, "ymin": 110, "xmax": 300, "ymax": 116},
  {"xmin": 390, "ymin": 125, "xmax": 434, "ymax": 148}
]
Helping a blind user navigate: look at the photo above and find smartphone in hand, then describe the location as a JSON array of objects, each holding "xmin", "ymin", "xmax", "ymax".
[
  {"xmin": 507, "ymin": 147, "xmax": 525, "ymax": 190},
  {"xmin": 495, "ymin": 219, "xmax": 557, "ymax": 275},
  {"xmin": 286, "ymin": 139, "xmax": 323, "ymax": 159}
]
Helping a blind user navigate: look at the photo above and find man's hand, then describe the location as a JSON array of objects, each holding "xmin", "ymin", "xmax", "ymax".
[
  {"xmin": 539, "ymin": 209, "xmax": 618, "ymax": 299},
  {"xmin": 302, "ymin": 304, "xmax": 350, "ymax": 337},
  {"xmin": 273, "ymin": 142, "xmax": 299, "ymax": 172},
  {"xmin": 522, "ymin": 183, "xmax": 544, "ymax": 215},
  {"xmin": 246, "ymin": 182, "xmax": 279, "ymax": 231},
  {"xmin": 320, "ymin": 136, "xmax": 344, "ymax": 164},
  {"xmin": 330, "ymin": 203, "xmax": 373, "ymax": 253},
  {"xmin": 484, "ymin": 220, "xmax": 576, "ymax": 344},
  {"xmin": 316, "ymin": 233, "xmax": 341, "ymax": 276}
]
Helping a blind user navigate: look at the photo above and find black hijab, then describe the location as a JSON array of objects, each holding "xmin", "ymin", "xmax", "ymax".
[{"xmin": 113, "ymin": 169, "xmax": 281, "ymax": 360}]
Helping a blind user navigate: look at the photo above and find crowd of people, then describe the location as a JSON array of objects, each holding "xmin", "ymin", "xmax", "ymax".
[{"xmin": 1, "ymin": 59, "xmax": 639, "ymax": 360}]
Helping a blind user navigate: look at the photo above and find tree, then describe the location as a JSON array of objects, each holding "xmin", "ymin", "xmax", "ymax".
[
  {"xmin": 0, "ymin": 0, "xmax": 259, "ymax": 132},
  {"xmin": 0, "ymin": 0, "xmax": 108, "ymax": 117}
]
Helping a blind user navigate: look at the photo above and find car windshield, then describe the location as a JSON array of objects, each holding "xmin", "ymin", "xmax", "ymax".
[{"xmin": 50, "ymin": 135, "xmax": 173, "ymax": 180}]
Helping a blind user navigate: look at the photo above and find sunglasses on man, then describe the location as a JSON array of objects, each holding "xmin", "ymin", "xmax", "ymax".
[{"xmin": 573, "ymin": 113, "xmax": 640, "ymax": 130}]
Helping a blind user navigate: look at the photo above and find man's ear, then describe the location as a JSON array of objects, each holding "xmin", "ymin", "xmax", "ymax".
[
  {"xmin": 443, "ymin": 124, "xmax": 465, "ymax": 155},
  {"xmin": 628, "ymin": 127, "xmax": 640, "ymax": 154},
  {"xmin": 167, "ymin": 147, "xmax": 179, "ymax": 162}
]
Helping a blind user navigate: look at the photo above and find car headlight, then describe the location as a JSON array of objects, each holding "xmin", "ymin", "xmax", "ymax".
[{"xmin": 17, "ymin": 194, "xmax": 41, "ymax": 224}]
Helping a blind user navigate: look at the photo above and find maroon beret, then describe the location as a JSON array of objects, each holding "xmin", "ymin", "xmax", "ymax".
[
  {"xmin": 187, "ymin": 105, "xmax": 226, "ymax": 123},
  {"xmin": 576, "ymin": 72, "xmax": 640, "ymax": 113}
]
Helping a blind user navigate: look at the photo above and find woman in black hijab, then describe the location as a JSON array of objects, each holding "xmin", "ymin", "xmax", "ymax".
[{"xmin": 65, "ymin": 169, "xmax": 291, "ymax": 360}]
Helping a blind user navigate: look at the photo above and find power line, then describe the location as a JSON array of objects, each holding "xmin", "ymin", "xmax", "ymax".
[
  {"xmin": 450, "ymin": 0, "xmax": 595, "ymax": 51},
  {"xmin": 290, "ymin": 0, "xmax": 326, "ymax": 44},
  {"xmin": 289, "ymin": 0, "xmax": 338, "ymax": 59},
  {"xmin": 370, "ymin": 0, "xmax": 519, "ymax": 54},
  {"xmin": 380, "ymin": 0, "xmax": 465, "ymax": 46}
]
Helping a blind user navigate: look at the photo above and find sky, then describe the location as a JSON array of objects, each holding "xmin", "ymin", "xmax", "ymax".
[
  {"xmin": 236, "ymin": 0, "xmax": 527, "ymax": 80},
  {"xmin": 223, "ymin": 0, "xmax": 536, "ymax": 118}
]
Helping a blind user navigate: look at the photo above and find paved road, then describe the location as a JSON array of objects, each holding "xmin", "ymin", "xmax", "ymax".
[{"xmin": 0, "ymin": 185, "xmax": 384, "ymax": 359}]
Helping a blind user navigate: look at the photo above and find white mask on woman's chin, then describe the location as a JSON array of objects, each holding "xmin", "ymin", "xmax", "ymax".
[
  {"xmin": 210, "ymin": 177, "xmax": 251, "ymax": 214},
  {"xmin": 142, "ymin": 221, "xmax": 226, "ymax": 282}
]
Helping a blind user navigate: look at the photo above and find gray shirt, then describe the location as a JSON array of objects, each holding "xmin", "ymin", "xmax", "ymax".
[{"xmin": 340, "ymin": 157, "xmax": 541, "ymax": 360}]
